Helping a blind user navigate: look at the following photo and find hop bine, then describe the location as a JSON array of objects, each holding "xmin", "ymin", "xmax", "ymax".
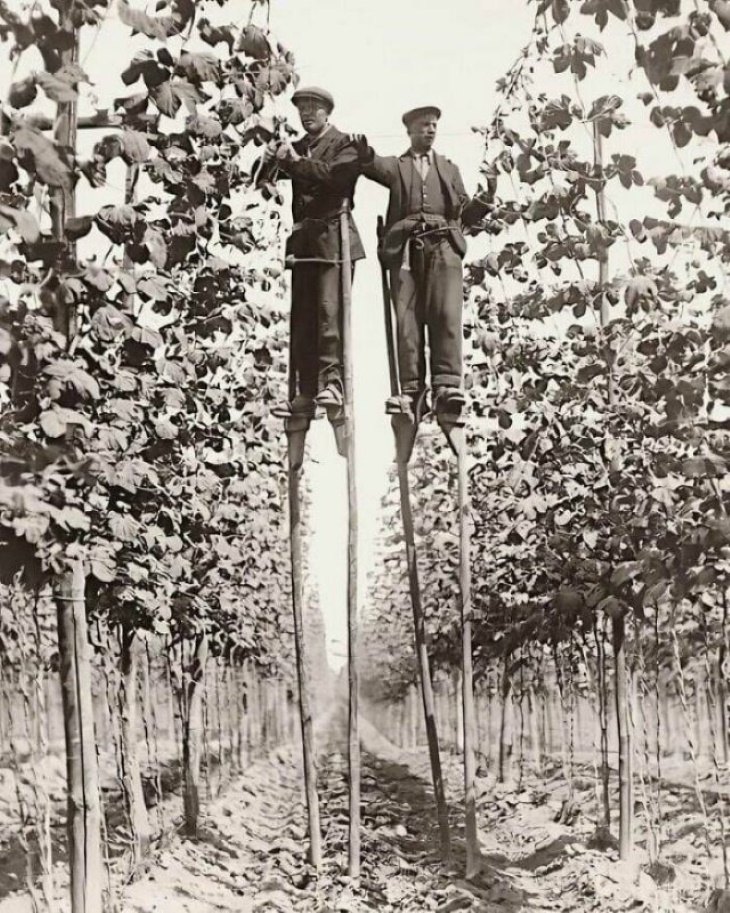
[{"xmin": 252, "ymin": 116, "xmax": 297, "ymax": 188}]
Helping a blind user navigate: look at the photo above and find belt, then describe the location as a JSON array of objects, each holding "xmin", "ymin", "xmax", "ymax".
[{"xmin": 402, "ymin": 220, "xmax": 451, "ymax": 271}]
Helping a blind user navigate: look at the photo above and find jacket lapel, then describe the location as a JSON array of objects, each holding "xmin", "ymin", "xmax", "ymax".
[
  {"xmin": 398, "ymin": 151, "xmax": 417, "ymax": 207},
  {"xmin": 433, "ymin": 153, "xmax": 458, "ymax": 215},
  {"xmin": 308, "ymin": 125, "xmax": 340, "ymax": 160}
]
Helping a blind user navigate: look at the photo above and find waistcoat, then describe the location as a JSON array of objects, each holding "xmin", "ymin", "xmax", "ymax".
[{"xmin": 405, "ymin": 158, "xmax": 447, "ymax": 218}]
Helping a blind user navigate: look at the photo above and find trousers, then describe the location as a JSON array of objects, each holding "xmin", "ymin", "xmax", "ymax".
[
  {"xmin": 389, "ymin": 235, "xmax": 463, "ymax": 393},
  {"xmin": 290, "ymin": 262, "xmax": 353, "ymax": 397}
]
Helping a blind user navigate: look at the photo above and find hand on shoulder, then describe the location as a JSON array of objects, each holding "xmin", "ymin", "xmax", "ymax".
[{"xmin": 347, "ymin": 133, "xmax": 371, "ymax": 159}]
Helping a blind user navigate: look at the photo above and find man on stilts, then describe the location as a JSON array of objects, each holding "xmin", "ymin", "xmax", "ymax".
[
  {"xmin": 262, "ymin": 86, "xmax": 365, "ymax": 418},
  {"xmin": 353, "ymin": 106, "xmax": 494, "ymax": 420}
]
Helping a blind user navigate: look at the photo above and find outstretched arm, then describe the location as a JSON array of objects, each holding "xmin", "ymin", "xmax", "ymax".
[{"xmin": 348, "ymin": 134, "xmax": 393, "ymax": 187}]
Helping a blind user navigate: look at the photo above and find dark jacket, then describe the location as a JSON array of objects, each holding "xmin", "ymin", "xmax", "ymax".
[
  {"xmin": 361, "ymin": 147, "xmax": 489, "ymax": 266},
  {"xmin": 276, "ymin": 125, "xmax": 365, "ymax": 264}
]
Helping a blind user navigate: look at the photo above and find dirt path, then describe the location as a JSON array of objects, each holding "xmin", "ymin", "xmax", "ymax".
[
  {"xmin": 0, "ymin": 706, "xmax": 717, "ymax": 911},
  {"xmin": 120, "ymin": 706, "xmax": 549, "ymax": 912}
]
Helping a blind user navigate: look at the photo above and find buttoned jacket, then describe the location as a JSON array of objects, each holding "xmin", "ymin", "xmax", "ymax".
[
  {"xmin": 276, "ymin": 125, "xmax": 365, "ymax": 263},
  {"xmin": 360, "ymin": 146, "xmax": 489, "ymax": 266}
]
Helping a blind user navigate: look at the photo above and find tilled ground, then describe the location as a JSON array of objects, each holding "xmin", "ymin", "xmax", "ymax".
[
  {"xmin": 119, "ymin": 707, "xmax": 722, "ymax": 913},
  {"xmin": 1, "ymin": 707, "xmax": 727, "ymax": 912}
]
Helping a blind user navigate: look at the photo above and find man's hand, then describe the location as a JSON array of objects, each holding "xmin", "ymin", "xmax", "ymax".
[
  {"xmin": 276, "ymin": 139, "xmax": 300, "ymax": 163},
  {"xmin": 348, "ymin": 133, "xmax": 370, "ymax": 158}
]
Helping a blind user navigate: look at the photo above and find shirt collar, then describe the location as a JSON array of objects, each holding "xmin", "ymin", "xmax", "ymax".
[{"xmin": 409, "ymin": 147, "xmax": 433, "ymax": 161}]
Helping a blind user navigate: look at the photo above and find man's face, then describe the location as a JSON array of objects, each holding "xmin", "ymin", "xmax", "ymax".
[
  {"xmin": 408, "ymin": 114, "xmax": 438, "ymax": 152},
  {"xmin": 296, "ymin": 99, "xmax": 329, "ymax": 135}
]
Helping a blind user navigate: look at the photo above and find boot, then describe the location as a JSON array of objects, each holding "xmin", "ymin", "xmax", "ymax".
[
  {"xmin": 316, "ymin": 381, "xmax": 344, "ymax": 409},
  {"xmin": 271, "ymin": 394, "xmax": 320, "ymax": 419},
  {"xmin": 385, "ymin": 388, "xmax": 430, "ymax": 421},
  {"xmin": 433, "ymin": 386, "xmax": 465, "ymax": 415}
]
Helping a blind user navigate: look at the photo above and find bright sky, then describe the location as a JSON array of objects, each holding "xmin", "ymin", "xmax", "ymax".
[{"xmin": 267, "ymin": 0, "xmax": 536, "ymax": 669}]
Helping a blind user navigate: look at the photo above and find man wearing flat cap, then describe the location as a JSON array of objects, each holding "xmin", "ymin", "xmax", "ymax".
[
  {"xmin": 262, "ymin": 86, "xmax": 364, "ymax": 416},
  {"xmin": 353, "ymin": 106, "xmax": 494, "ymax": 418}
]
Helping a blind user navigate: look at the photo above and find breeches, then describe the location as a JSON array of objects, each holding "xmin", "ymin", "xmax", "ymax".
[
  {"xmin": 389, "ymin": 237, "xmax": 463, "ymax": 393},
  {"xmin": 290, "ymin": 262, "xmax": 352, "ymax": 397}
]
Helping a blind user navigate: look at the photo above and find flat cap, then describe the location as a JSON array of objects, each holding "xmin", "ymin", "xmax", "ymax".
[
  {"xmin": 291, "ymin": 86, "xmax": 334, "ymax": 113},
  {"xmin": 402, "ymin": 105, "xmax": 442, "ymax": 127}
]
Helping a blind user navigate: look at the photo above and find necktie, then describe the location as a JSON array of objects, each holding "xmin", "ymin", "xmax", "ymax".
[{"xmin": 419, "ymin": 153, "xmax": 430, "ymax": 179}]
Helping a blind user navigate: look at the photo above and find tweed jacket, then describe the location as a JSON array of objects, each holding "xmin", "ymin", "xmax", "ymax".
[{"xmin": 276, "ymin": 125, "xmax": 365, "ymax": 264}]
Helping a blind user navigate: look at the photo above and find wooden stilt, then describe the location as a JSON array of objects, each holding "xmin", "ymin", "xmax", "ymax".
[
  {"xmin": 379, "ymin": 210, "xmax": 451, "ymax": 863},
  {"xmin": 286, "ymin": 414, "xmax": 322, "ymax": 870},
  {"xmin": 395, "ymin": 438, "xmax": 451, "ymax": 861},
  {"xmin": 438, "ymin": 414, "xmax": 479, "ymax": 878},
  {"xmin": 336, "ymin": 202, "xmax": 360, "ymax": 879}
]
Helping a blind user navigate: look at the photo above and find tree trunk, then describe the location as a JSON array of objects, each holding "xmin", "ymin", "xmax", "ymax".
[
  {"xmin": 613, "ymin": 616, "xmax": 632, "ymax": 859},
  {"xmin": 54, "ymin": 563, "xmax": 103, "ymax": 913},
  {"xmin": 182, "ymin": 634, "xmax": 208, "ymax": 838},
  {"xmin": 119, "ymin": 626, "xmax": 151, "ymax": 866}
]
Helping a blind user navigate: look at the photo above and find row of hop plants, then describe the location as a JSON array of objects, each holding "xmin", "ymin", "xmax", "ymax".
[
  {"xmin": 361, "ymin": 0, "xmax": 730, "ymax": 903},
  {"xmin": 0, "ymin": 0, "xmax": 324, "ymax": 910}
]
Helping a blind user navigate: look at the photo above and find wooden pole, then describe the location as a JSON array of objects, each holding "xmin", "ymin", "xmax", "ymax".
[
  {"xmin": 54, "ymin": 565, "xmax": 103, "ymax": 913},
  {"xmin": 119, "ymin": 626, "xmax": 151, "ymax": 866},
  {"xmin": 339, "ymin": 201, "xmax": 360, "ymax": 879},
  {"xmin": 438, "ymin": 416, "xmax": 479, "ymax": 878},
  {"xmin": 182, "ymin": 634, "xmax": 208, "ymax": 838},
  {"xmin": 288, "ymin": 438, "xmax": 322, "ymax": 869},
  {"xmin": 594, "ymin": 121, "xmax": 632, "ymax": 858},
  {"xmin": 49, "ymin": 13, "xmax": 104, "ymax": 911},
  {"xmin": 379, "ymin": 215, "xmax": 451, "ymax": 859},
  {"xmin": 397, "ymin": 462, "xmax": 451, "ymax": 859},
  {"xmin": 456, "ymin": 429, "xmax": 479, "ymax": 877}
]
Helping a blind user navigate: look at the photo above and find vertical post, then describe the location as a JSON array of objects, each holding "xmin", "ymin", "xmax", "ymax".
[
  {"xmin": 594, "ymin": 121, "xmax": 632, "ymax": 858},
  {"xmin": 119, "ymin": 626, "xmax": 151, "ymax": 866},
  {"xmin": 54, "ymin": 565, "xmax": 103, "ymax": 913},
  {"xmin": 49, "ymin": 13, "xmax": 104, "ymax": 912},
  {"xmin": 454, "ymin": 426, "xmax": 479, "ymax": 876},
  {"xmin": 288, "ymin": 439, "xmax": 322, "ymax": 869},
  {"xmin": 438, "ymin": 413, "xmax": 478, "ymax": 876},
  {"xmin": 339, "ymin": 201, "xmax": 360, "ymax": 879},
  {"xmin": 182, "ymin": 634, "xmax": 208, "ymax": 838},
  {"xmin": 397, "ymin": 464, "xmax": 451, "ymax": 859}
]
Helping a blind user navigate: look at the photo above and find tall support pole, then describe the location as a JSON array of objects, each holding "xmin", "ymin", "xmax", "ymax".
[
  {"xmin": 49, "ymin": 13, "xmax": 103, "ymax": 912},
  {"xmin": 378, "ymin": 218, "xmax": 451, "ymax": 861},
  {"xmin": 397, "ymin": 462, "xmax": 452, "ymax": 861},
  {"xmin": 287, "ymin": 416, "xmax": 322, "ymax": 870},
  {"xmin": 593, "ymin": 122, "xmax": 632, "ymax": 860},
  {"xmin": 439, "ymin": 417, "xmax": 479, "ymax": 878},
  {"xmin": 339, "ymin": 202, "xmax": 360, "ymax": 879}
]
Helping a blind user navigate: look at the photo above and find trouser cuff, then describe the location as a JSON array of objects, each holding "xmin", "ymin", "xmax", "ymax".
[
  {"xmin": 320, "ymin": 369, "xmax": 343, "ymax": 389},
  {"xmin": 433, "ymin": 374, "xmax": 461, "ymax": 389}
]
